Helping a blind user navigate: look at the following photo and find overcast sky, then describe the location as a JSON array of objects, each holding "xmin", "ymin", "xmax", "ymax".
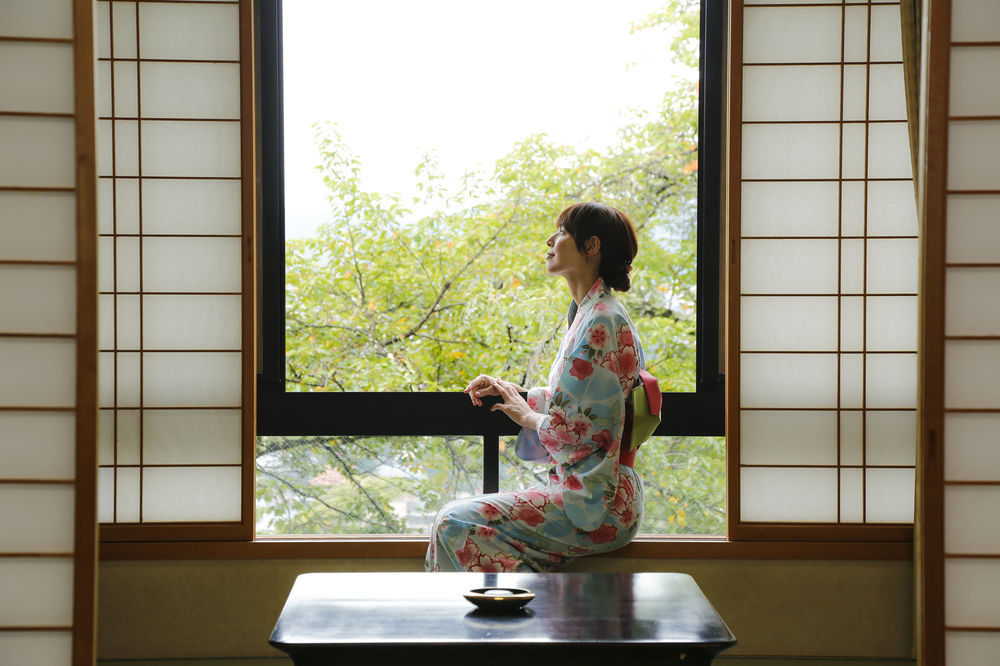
[{"xmin": 282, "ymin": 0, "xmax": 678, "ymax": 238}]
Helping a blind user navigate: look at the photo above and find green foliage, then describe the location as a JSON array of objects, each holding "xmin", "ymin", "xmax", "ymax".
[
  {"xmin": 257, "ymin": 0, "xmax": 724, "ymax": 537},
  {"xmin": 257, "ymin": 435, "xmax": 481, "ymax": 534},
  {"xmin": 635, "ymin": 436, "xmax": 726, "ymax": 533}
]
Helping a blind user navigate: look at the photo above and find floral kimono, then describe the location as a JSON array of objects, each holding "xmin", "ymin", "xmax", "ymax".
[{"xmin": 425, "ymin": 278, "xmax": 645, "ymax": 572}]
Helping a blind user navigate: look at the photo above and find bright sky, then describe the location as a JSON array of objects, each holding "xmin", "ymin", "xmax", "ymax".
[{"xmin": 282, "ymin": 0, "xmax": 679, "ymax": 238}]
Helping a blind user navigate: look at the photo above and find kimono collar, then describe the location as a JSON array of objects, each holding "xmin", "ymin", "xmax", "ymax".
[{"xmin": 578, "ymin": 277, "xmax": 610, "ymax": 310}]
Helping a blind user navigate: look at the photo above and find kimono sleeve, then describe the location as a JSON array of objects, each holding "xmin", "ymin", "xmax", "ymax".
[
  {"xmin": 514, "ymin": 387, "xmax": 553, "ymax": 462},
  {"xmin": 536, "ymin": 312, "xmax": 627, "ymax": 530}
]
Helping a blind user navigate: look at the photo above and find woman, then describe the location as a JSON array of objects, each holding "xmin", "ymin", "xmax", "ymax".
[{"xmin": 425, "ymin": 201, "xmax": 646, "ymax": 572}]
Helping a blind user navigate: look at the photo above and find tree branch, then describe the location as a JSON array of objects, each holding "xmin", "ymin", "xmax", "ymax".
[
  {"xmin": 257, "ymin": 464, "xmax": 392, "ymax": 531},
  {"xmin": 319, "ymin": 442, "xmax": 399, "ymax": 532},
  {"xmin": 379, "ymin": 203, "xmax": 522, "ymax": 349}
]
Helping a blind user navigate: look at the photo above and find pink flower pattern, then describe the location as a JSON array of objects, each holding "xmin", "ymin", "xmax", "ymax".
[
  {"xmin": 587, "ymin": 323, "xmax": 610, "ymax": 351},
  {"xmin": 569, "ymin": 358, "xmax": 593, "ymax": 380}
]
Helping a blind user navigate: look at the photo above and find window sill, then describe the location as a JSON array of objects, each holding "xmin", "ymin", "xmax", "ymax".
[{"xmin": 99, "ymin": 533, "xmax": 912, "ymax": 561}]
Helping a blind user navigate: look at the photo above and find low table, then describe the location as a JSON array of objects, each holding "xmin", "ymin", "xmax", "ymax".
[{"xmin": 269, "ymin": 572, "xmax": 736, "ymax": 665}]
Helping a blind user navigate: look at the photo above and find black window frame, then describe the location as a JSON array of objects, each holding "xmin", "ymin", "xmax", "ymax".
[{"xmin": 257, "ymin": 0, "xmax": 725, "ymax": 495}]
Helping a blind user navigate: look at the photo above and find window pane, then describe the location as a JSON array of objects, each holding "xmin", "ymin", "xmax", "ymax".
[
  {"xmin": 741, "ymin": 467, "xmax": 838, "ymax": 522},
  {"xmin": 0, "ymin": 117, "xmax": 74, "ymax": 188},
  {"xmin": 142, "ymin": 466, "xmax": 241, "ymax": 522},
  {"xmin": 258, "ymin": 434, "xmax": 725, "ymax": 537},
  {"xmin": 743, "ymin": 7, "xmax": 842, "ymax": 64},
  {"xmin": 138, "ymin": 3, "xmax": 239, "ymax": 61},
  {"xmin": 0, "ymin": 265, "xmax": 76, "ymax": 334},
  {"xmin": 946, "ymin": 559, "xmax": 1000, "ymax": 628},
  {"xmin": 0, "ymin": 192, "xmax": 75, "ymax": 262},
  {"xmin": 0, "ymin": 412, "xmax": 75, "ymax": 480},
  {"xmin": 742, "ymin": 65, "xmax": 841, "ymax": 122},
  {"xmin": 945, "ymin": 413, "xmax": 1000, "ymax": 481},
  {"xmin": 0, "ymin": 42, "xmax": 74, "ymax": 114},
  {"xmin": 840, "ymin": 468, "xmax": 863, "ymax": 523},
  {"xmin": 499, "ymin": 435, "xmax": 726, "ymax": 535},
  {"xmin": 741, "ymin": 181, "xmax": 839, "ymax": 237},
  {"xmin": 282, "ymin": 0, "xmax": 700, "ymax": 395},
  {"xmin": 632, "ymin": 436, "xmax": 725, "ymax": 535},
  {"xmin": 256, "ymin": 435, "xmax": 484, "ymax": 535},
  {"xmin": 865, "ymin": 467, "xmax": 915, "ymax": 523},
  {"xmin": 0, "ymin": 485, "xmax": 75, "ymax": 553},
  {"xmin": 741, "ymin": 410, "xmax": 837, "ymax": 465},
  {"xmin": 141, "ymin": 120, "xmax": 241, "ymax": 178},
  {"xmin": 0, "ymin": 339, "xmax": 75, "ymax": 407},
  {"xmin": 0, "ymin": 0, "xmax": 73, "ymax": 39},
  {"xmin": 141, "ymin": 179, "xmax": 242, "ymax": 235},
  {"xmin": 0, "ymin": 632, "xmax": 72, "ymax": 666},
  {"xmin": 947, "ymin": 632, "xmax": 1000, "ymax": 665},
  {"xmin": 946, "ymin": 486, "xmax": 1000, "ymax": 554},
  {"xmin": 0, "ymin": 559, "xmax": 73, "ymax": 627}
]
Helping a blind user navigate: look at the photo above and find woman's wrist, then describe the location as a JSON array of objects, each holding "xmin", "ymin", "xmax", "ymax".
[{"xmin": 526, "ymin": 412, "xmax": 546, "ymax": 431}]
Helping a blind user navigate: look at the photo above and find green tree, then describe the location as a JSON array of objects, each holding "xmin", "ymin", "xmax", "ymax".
[{"xmin": 257, "ymin": 0, "xmax": 723, "ymax": 536}]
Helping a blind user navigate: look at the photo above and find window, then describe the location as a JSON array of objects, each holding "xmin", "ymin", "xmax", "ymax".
[
  {"xmin": 730, "ymin": 0, "xmax": 916, "ymax": 541},
  {"xmin": 94, "ymin": 0, "xmax": 253, "ymax": 541},
  {"xmin": 257, "ymin": 0, "xmax": 726, "ymax": 536}
]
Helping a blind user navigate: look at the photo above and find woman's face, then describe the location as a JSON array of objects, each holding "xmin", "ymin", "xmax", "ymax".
[{"xmin": 545, "ymin": 224, "xmax": 590, "ymax": 277}]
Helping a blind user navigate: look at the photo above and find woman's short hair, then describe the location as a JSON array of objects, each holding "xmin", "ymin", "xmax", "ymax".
[{"xmin": 557, "ymin": 201, "xmax": 638, "ymax": 291}]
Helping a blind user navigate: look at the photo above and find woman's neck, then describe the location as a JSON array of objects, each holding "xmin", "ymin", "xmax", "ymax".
[{"xmin": 565, "ymin": 269, "xmax": 601, "ymax": 305}]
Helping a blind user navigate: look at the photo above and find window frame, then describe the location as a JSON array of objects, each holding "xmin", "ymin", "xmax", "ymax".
[{"xmin": 256, "ymin": 0, "xmax": 726, "ymax": 510}]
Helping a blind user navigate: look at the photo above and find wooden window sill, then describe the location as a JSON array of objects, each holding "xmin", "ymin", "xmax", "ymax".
[{"xmin": 99, "ymin": 533, "xmax": 913, "ymax": 561}]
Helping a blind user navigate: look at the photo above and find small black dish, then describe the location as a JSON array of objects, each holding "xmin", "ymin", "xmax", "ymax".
[{"xmin": 463, "ymin": 587, "xmax": 535, "ymax": 612}]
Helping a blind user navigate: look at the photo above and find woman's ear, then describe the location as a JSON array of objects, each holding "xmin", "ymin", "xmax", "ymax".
[{"xmin": 586, "ymin": 236, "xmax": 601, "ymax": 257}]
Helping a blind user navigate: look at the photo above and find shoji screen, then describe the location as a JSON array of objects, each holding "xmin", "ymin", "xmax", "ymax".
[
  {"xmin": 925, "ymin": 0, "xmax": 1000, "ymax": 660},
  {"xmin": 0, "ymin": 0, "xmax": 98, "ymax": 663},
  {"xmin": 731, "ymin": 0, "xmax": 916, "ymax": 537},
  {"xmin": 94, "ymin": 0, "xmax": 253, "ymax": 539}
]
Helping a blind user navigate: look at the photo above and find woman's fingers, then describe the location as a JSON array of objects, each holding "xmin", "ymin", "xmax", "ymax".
[
  {"xmin": 491, "ymin": 379, "xmax": 520, "ymax": 402},
  {"xmin": 464, "ymin": 375, "xmax": 508, "ymax": 406},
  {"xmin": 462, "ymin": 375, "xmax": 485, "ymax": 394},
  {"xmin": 489, "ymin": 381, "xmax": 533, "ymax": 428},
  {"xmin": 464, "ymin": 375, "xmax": 488, "ymax": 405},
  {"xmin": 488, "ymin": 381, "xmax": 506, "ymax": 410}
]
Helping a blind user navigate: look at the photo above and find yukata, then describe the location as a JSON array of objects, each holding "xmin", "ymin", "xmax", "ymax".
[{"xmin": 425, "ymin": 278, "xmax": 645, "ymax": 572}]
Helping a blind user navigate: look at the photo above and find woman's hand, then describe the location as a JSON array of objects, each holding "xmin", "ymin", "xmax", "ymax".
[
  {"xmin": 463, "ymin": 375, "xmax": 526, "ymax": 407},
  {"xmin": 463, "ymin": 374, "xmax": 501, "ymax": 406},
  {"xmin": 489, "ymin": 379, "xmax": 544, "ymax": 431}
]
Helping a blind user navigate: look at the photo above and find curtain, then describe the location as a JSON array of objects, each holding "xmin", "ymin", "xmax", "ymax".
[
  {"xmin": 901, "ymin": 0, "xmax": 923, "ymax": 197},
  {"xmin": 902, "ymin": 1, "xmax": 924, "ymax": 663},
  {"xmin": 900, "ymin": 2, "xmax": 923, "ymax": 662}
]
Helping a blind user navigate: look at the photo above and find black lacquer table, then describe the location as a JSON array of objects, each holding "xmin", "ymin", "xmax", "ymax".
[{"xmin": 269, "ymin": 572, "xmax": 736, "ymax": 666}]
